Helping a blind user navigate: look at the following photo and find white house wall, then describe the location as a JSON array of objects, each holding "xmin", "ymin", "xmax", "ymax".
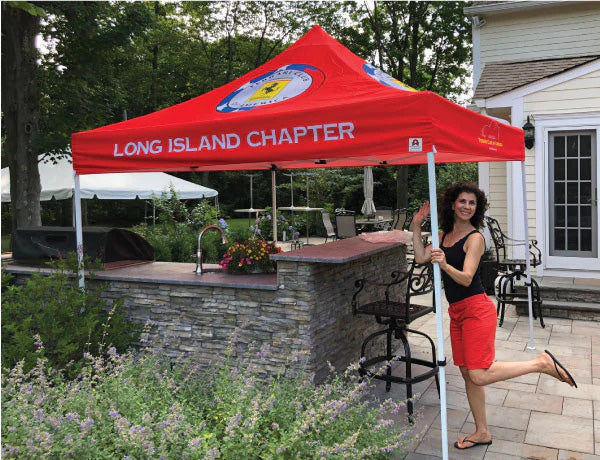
[{"xmin": 478, "ymin": 3, "xmax": 600, "ymax": 67}]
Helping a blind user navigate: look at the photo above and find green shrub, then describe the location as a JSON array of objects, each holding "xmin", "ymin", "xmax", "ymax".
[
  {"xmin": 1, "ymin": 337, "xmax": 413, "ymax": 458},
  {"xmin": 1, "ymin": 255, "xmax": 140, "ymax": 378},
  {"xmin": 133, "ymin": 222, "xmax": 228, "ymax": 263}
]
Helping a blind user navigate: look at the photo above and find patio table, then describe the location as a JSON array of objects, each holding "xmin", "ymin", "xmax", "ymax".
[
  {"xmin": 356, "ymin": 218, "xmax": 393, "ymax": 232},
  {"xmin": 234, "ymin": 208, "xmax": 266, "ymax": 226}
]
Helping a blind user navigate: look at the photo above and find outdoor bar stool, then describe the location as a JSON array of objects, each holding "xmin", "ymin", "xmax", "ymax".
[{"xmin": 351, "ymin": 259, "xmax": 439, "ymax": 420}]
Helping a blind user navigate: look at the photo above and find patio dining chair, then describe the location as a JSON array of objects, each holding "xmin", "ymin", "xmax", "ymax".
[
  {"xmin": 321, "ymin": 210, "xmax": 337, "ymax": 243},
  {"xmin": 352, "ymin": 258, "xmax": 439, "ymax": 420},
  {"xmin": 484, "ymin": 215, "xmax": 544, "ymax": 328},
  {"xmin": 391, "ymin": 208, "xmax": 409, "ymax": 231},
  {"xmin": 334, "ymin": 209, "xmax": 357, "ymax": 239}
]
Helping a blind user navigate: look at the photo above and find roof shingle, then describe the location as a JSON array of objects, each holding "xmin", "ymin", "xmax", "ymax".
[{"xmin": 474, "ymin": 55, "xmax": 599, "ymax": 99}]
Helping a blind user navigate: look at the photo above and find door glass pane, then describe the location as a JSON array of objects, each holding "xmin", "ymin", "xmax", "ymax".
[
  {"xmin": 567, "ymin": 136, "xmax": 578, "ymax": 157},
  {"xmin": 580, "ymin": 135, "xmax": 591, "ymax": 157},
  {"xmin": 567, "ymin": 183, "xmax": 578, "ymax": 203},
  {"xmin": 554, "ymin": 136, "xmax": 565, "ymax": 158},
  {"xmin": 581, "ymin": 182, "xmax": 591, "ymax": 204},
  {"xmin": 555, "ymin": 229, "xmax": 565, "ymax": 250},
  {"xmin": 567, "ymin": 229, "xmax": 578, "ymax": 250},
  {"xmin": 581, "ymin": 159, "xmax": 591, "ymax": 180},
  {"xmin": 581, "ymin": 205, "xmax": 591, "ymax": 227},
  {"xmin": 555, "ymin": 206, "xmax": 565, "ymax": 227},
  {"xmin": 581, "ymin": 230, "xmax": 592, "ymax": 251},
  {"xmin": 555, "ymin": 159, "xmax": 565, "ymax": 180},
  {"xmin": 555, "ymin": 182, "xmax": 565, "ymax": 203},
  {"xmin": 567, "ymin": 159, "xmax": 578, "ymax": 180},
  {"xmin": 567, "ymin": 206, "xmax": 578, "ymax": 227}
]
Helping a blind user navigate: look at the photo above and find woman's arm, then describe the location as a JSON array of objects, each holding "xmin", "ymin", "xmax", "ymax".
[
  {"xmin": 412, "ymin": 202, "xmax": 433, "ymax": 264},
  {"xmin": 431, "ymin": 233, "xmax": 485, "ymax": 287}
]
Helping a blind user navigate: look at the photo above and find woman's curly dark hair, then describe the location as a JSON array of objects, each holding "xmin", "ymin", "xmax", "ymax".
[{"xmin": 439, "ymin": 182, "xmax": 488, "ymax": 233}]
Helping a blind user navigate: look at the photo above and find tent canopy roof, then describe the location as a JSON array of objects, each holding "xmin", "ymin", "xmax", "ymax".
[
  {"xmin": 1, "ymin": 156, "xmax": 218, "ymax": 202},
  {"xmin": 72, "ymin": 25, "xmax": 524, "ymax": 175}
]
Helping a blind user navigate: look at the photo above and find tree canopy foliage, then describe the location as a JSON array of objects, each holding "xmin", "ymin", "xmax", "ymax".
[{"xmin": 3, "ymin": 1, "xmax": 474, "ymax": 228}]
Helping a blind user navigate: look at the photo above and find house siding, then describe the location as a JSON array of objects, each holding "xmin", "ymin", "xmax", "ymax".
[
  {"xmin": 478, "ymin": 3, "xmax": 600, "ymax": 67},
  {"xmin": 524, "ymin": 69, "xmax": 600, "ymax": 114},
  {"xmin": 487, "ymin": 161, "xmax": 508, "ymax": 234}
]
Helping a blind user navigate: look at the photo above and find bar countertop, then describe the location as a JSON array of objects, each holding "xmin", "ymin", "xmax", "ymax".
[{"xmin": 271, "ymin": 235, "xmax": 406, "ymax": 264}]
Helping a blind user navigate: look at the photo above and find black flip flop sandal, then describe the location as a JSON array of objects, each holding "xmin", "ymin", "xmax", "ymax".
[
  {"xmin": 545, "ymin": 349, "xmax": 578, "ymax": 388},
  {"xmin": 453, "ymin": 437, "xmax": 492, "ymax": 450}
]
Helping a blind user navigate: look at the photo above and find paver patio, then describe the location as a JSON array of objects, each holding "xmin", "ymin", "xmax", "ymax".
[{"xmin": 365, "ymin": 292, "xmax": 600, "ymax": 459}]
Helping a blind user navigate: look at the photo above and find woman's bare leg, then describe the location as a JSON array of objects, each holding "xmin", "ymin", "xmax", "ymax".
[
  {"xmin": 456, "ymin": 366, "xmax": 491, "ymax": 448},
  {"xmin": 467, "ymin": 351, "xmax": 574, "ymax": 387}
]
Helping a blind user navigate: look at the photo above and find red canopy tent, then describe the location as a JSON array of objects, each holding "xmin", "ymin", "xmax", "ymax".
[
  {"xmin": 71, "ymin": 26, "xmax": 530, "ymax": 459},
  {"xmin": 72, "ymin": 25, "xmax": 523, "ymax": 174}
]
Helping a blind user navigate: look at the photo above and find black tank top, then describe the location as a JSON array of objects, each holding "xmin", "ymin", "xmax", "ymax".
[{"xmin": 440, "ymin": 230, "xmax": 485, "ymax": 303}]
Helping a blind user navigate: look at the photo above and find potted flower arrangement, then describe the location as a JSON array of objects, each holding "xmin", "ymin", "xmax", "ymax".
[{"xmin": 219, "ymin": 238, "xmax": 282, "ymax": 274}]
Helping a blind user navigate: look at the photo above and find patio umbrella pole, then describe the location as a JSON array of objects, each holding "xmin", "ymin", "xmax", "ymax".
[
  {"xmin": 521, "ymin": 161, "xmax": 535, "ymax": 350},
  {"xmin": 73, "ymin": 172, "xmax": 85, "ymax": 291},
  {"xmin": 427, "ymin": 147, "xmax": 448, "ymax": 460},
  {"xmin": 272, "ymin": 170, "xmax": 277, "ymax": 244}
]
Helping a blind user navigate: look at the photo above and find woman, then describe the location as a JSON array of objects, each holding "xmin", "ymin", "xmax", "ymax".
[{"xmin": 411, "ymin": 182, "xmax": 577, "ymax": 450}]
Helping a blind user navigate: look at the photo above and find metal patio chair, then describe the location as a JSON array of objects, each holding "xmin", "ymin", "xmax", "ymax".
[
  {"xmin": 484, "ymin": 215, "xmax": 544, "ymax": 328},
  {"xmin": 321, "ymin": 210, "xmax": 337, "ymax": 243}
]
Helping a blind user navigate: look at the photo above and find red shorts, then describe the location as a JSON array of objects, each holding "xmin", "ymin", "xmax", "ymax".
[{"xmin": 448, "ymin": 293, "xmax": 497, "ymax": 370}]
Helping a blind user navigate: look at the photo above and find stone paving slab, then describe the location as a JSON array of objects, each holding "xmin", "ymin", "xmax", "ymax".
[
  {"xmin": 415, "ymin": 428, "xmax": 487, "ymax": 460},
  {"xmin": 525, "ymin": 412, "xmax": 595, "ymax": 454},
  {"xmin": 538, "ymin": 375, "xmax": 600, "ymax": 401},
  {"xmin": 503, "ymin": 389, "xmax": 563, "ymax": 414},
  {"xmin": 557, "ymin": 451, "xmax": 600, "ymax": 460},
  {"xmin": 465, "ymin": 405, "xmax": 531, "ymax": 431},
  {"xmin": 563, "ymin": 397, "xmax": 594, "ymax": 418},
  {"xmin": 486, "ymin": 438, "xmax": 559, "ymax": 459}
]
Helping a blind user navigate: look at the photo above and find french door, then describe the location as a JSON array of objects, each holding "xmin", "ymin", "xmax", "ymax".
[{"xmin": 548, "ymin": 130, "xmax": 597, "ymax": 258}]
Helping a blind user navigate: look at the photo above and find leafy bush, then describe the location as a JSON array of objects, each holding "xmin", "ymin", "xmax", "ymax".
[
  {"xmin": 132, "ymin": 189, "xmax": 228, "ymax": 263},
  {"xmin": 252, "ymin": 207, "xmax": 295, "ymax": 241},
  {"xmin": 1, "ymin": 338, "xmax": 413, "ymax": 458},
  {"xmin": 1, "ymin": 255, "xmax": 140, "ymax": 377}
]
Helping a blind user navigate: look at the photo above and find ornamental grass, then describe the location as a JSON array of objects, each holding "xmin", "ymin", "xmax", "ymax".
[{"xmin": 2, "ymin": 335, "xmax": 416, "ymax": 459}]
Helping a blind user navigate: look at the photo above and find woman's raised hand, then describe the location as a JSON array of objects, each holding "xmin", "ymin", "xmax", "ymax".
[{"xmin": 412, "ymin": 201, "xmax": 430, "ymax": 228}]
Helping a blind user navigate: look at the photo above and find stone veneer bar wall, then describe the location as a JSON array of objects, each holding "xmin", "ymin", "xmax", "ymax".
[{"xmin": 6, "ymin": 244, "xmax": 406, "ymax": 383}]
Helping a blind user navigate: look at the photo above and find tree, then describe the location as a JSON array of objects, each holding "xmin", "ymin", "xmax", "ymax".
[
  {"xmin": 2, "ymin": 2, "xmax": 46, "ymax": 234},
  {"xmin": 345, "ymin": 1, "xmax": 472, "ymax": 209}
]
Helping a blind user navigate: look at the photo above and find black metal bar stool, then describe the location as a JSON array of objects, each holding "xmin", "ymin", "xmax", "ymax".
[{"xmin": 351, "ymin": 259, "xmax": 440, "ymax": 419}]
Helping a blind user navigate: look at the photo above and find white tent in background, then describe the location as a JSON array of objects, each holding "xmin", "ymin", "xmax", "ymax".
[{"xmin": 1, "ymin": 156, "xmax": 218, "ymax": 202}]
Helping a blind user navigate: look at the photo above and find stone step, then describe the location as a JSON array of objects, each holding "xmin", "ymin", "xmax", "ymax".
[
  {"xmin": 515, "ymin": 281, "xmax": 600, "ymax": 304},
  {"xmin": 516, "ymin": 299, "xmax": 600, "ymax": 322}
]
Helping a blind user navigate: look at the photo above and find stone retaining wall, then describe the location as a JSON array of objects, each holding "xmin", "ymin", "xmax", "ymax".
[{"xmin": 7, "ymin": 245, "xmax": 407, "ymax": 382}]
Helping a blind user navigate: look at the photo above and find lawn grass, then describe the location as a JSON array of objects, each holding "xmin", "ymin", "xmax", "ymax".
[
  {"xmin": 225, "ymin": 217, "xmax": 252, "ymax": 233},
  {"xmin": 1, "ymin": 233, "xmax": 11, "ymax": 252}
]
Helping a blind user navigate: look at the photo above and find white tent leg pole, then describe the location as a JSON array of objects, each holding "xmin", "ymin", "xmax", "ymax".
[
  {"xmin": 73, "ymin": 172, "xmax": 85, "ymax": 291},
  {"xmin": 521, "ymin": 161, "xmax": 535, "ymax": 350},
  {"xmin": 427, "ymin": 147, "xmax": 448, "ymax": 460},
  {"xmin": 272, "ymin": 170, "xmax": 277, "ymax": 244}
]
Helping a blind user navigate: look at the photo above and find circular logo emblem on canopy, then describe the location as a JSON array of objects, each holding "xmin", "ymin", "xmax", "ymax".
[
  {"xmin": 363, "ymin": 64, "xmax": 416, "ymax": 91},
  {"xmin": 217, "ymin": 64, "xmax": 324, "ymax": 112}
]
